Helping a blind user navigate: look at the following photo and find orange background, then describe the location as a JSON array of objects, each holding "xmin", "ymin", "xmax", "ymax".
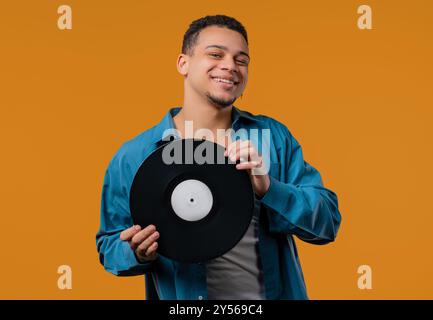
[{"xmin": 1, "ymin": 0, "xmax": 432, "ymax": 299}]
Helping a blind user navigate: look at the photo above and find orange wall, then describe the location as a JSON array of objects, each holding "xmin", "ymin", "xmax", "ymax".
[{"xmin": 0, "ymin": 0, "xmax": 432, "ymax": 299}]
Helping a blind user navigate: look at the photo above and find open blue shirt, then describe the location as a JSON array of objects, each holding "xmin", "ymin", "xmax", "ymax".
[{"xmin": 96, "ymin": 106, "xmax": 342, "ymax": 300}]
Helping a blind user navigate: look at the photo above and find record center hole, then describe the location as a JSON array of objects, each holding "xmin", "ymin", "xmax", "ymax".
[{"xmin": 190, "ymin": 198, "xmax": 194, "ymax": 202}]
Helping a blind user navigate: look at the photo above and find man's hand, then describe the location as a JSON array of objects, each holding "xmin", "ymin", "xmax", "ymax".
[
  {"xmin": 120, "ymin": 224, "xmax": 159, "ymax": 263},
  {"xmin": 225, "ymin": 140, "xmax": 270, "ymax": 198}
]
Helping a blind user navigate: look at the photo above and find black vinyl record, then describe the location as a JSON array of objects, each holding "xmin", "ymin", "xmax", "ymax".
[{"xmin": 129, "ymin": 138, "xmax": 254, "ymax": 263}]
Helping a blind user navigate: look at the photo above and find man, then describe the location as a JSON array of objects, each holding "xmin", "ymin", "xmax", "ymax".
[{"xmin": 96, "ymin": 15, "xmax": 342, "ymax": 300}]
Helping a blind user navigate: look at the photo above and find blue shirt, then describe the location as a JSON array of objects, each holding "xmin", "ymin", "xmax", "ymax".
[{"xmin": 96, "ymin": 106, "xmax": 342, "ymax": 300}]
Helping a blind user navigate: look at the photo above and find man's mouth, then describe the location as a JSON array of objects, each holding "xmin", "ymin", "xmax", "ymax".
[{"xmin": 210, "ymin": 76, "xmax": 239, "ymax": 87}]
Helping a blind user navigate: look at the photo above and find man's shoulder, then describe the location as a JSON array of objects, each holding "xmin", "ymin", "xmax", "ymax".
[{"xmin": 107, "ymin": 123, "xmax": 162, "ymax": 171}]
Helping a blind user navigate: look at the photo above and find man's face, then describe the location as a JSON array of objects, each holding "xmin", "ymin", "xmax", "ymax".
[{"xmin": 179, "ymin": 26, "xmax": 250, "ymax": 108}]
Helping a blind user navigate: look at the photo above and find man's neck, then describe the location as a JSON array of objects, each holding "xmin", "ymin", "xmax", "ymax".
[{"xmin": 173, "ymin": 92, "xmax": 233, "ymax": 141}]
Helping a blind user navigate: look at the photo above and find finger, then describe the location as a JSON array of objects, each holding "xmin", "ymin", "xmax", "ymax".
[
  {"xmin": 228, "ymin": 141, "xmax": 255, "ymax": 160},
  {"xmin": 235, "ymin": 161, "xmax": 260, "ymax": 170},
  {"xmin": 130, "ymin": 226, "xmax": 157, "ymax": 250},
  {"xmin": 229, "ymin": 147, "xmax": 258, "ymax": 163},
  {"xmin": 227, "ymin": 140, "xmax": 250, "ymax": 157},
  {"xmin": 225, "ymin": 140, "xmax": 245, "ymax": 157},
  {"xmin": 225, "ymin": 140, "xmax": 246, "ymax": 159},
  {"xmin": 120, "ymin": 225, "xmax": 142, "ymax": 241},
  {"xmin": 135, "ymin": 230, "xmax": 160, "ymax": 252},
  {"xmin": 136, "ymin": 242, "xmax": 158, "ymax": 262},
  {"xmin": 145, "ymin": 242, "xmax": 158, "ymax": 257}
]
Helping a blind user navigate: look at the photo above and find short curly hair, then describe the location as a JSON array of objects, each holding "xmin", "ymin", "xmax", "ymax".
[{"xmin": 182, "ymin": 15, "xmax": 248, "ymax": 55}]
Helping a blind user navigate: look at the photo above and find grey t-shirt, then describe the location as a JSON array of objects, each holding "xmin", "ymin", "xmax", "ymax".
[{"xmin": 205, "ymin": 197, "xmax": 266, "ymax": 300}]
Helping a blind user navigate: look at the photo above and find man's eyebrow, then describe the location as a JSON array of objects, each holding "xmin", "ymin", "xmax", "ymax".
[{"xmin": 205, "ymin": 45, "xmax": 250, "ymax": 60}]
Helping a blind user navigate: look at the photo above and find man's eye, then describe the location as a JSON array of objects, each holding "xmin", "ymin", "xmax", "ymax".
[
  {"xmin": 209, "ymin": 53, "xmax": 222, "ymax": 58},
  {"xmin": 237, "ymin": 60, "xmax": 249, "ymax": 65}
]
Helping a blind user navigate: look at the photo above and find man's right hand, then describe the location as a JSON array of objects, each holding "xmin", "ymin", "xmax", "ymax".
[{"xmin": 120, "ymin": 224, "xmax": 159, "ymax": 263}]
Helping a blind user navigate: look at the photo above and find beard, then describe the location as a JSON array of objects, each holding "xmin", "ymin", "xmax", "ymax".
[{"xmin": 205, "ymin": 92, "xmax": 237, "ymax": 109}]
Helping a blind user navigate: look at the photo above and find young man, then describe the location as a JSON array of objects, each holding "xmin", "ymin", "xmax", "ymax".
[{"xmin": 96, "ymin": 15, "xmax": 342, "ymax": 300}]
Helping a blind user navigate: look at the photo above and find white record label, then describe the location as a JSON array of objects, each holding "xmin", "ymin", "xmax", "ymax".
[{"xmin": 170, "ymin": 179, "xmax": 213, "ymax": 221}]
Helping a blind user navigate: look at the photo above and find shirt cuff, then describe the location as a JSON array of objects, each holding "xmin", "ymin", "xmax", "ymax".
[{"xmin": 121, "ymin": 240, "xmax": 155, "ymax": 274}]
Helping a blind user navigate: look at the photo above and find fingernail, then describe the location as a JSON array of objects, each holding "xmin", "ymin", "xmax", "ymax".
[{"xmin": 135, "ymin": 225, "xmax": 141, "ymax": 230}]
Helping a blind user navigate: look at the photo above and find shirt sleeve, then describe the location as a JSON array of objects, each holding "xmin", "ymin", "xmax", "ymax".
[
  {"xmin": 260, "ymin": 124, "xmax": 342, "ymax": 245},
  {"xmin": 96, "ymin": 148, "xmax": 155, "ymax": 276}
]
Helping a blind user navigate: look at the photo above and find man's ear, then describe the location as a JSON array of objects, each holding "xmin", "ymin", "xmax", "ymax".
[{"xmin": 176, "ymin": 54, "xmax": 189, "ymax": 77}]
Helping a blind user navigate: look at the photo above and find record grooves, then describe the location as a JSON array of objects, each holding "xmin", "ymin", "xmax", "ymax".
[{"xmin": 130, "ymin": 138, "xmax": 254, "ymax": 263}]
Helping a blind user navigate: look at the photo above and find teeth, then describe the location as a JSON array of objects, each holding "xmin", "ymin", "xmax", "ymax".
[{"xmin": 213, "ymin": 77, "xmax": 235, "ymax": 85}]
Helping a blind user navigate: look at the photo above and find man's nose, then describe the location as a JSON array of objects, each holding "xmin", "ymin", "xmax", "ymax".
[{"xmin": 219, "ymin": 57, "xmax": 238, "ymax": 72}]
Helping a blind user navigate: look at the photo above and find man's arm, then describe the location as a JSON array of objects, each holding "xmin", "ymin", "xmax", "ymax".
[
  {"xmin": 96, "ymin": 152, "xmax": 156, "ymax": 276},
  {"xmin": 260, "ymin": 125, "xmax": 342, "ymax": 245}
]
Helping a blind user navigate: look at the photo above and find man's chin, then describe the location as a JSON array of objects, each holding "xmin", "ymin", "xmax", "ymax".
[{"xmin": 206, "ymin": 93, "xmax": 237, "ymax": 109}]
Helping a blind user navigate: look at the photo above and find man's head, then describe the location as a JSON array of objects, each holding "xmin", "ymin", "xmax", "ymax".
[{"xmin": 177, "ymin": 15, "xmax": 250, "ymax": 109}]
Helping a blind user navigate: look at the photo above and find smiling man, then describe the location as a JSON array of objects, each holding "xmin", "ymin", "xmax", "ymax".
[{"xmin": 96, "ymin": 15, "xmax": 342, "ymax": 300}]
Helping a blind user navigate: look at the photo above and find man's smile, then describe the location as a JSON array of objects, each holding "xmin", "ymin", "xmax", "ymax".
[{"xmin": 210, "ymin": 76, "xmax": 239, "ymax": 89}]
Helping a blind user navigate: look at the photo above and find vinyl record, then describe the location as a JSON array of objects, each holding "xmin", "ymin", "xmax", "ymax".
[{"xmin": 129, "ymin": 138, "xmax": 254, "ymax": 263}]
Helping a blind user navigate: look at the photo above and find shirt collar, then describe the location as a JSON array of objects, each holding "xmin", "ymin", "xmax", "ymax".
[{"xmin": 151, "ymin": 106, "xmax": 262, "ymax": 146}]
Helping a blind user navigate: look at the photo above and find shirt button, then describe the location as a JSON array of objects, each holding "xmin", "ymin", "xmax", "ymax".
[{"xmin": 198, "ymin": 296, "xmax": 203, "ymax": 300}]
